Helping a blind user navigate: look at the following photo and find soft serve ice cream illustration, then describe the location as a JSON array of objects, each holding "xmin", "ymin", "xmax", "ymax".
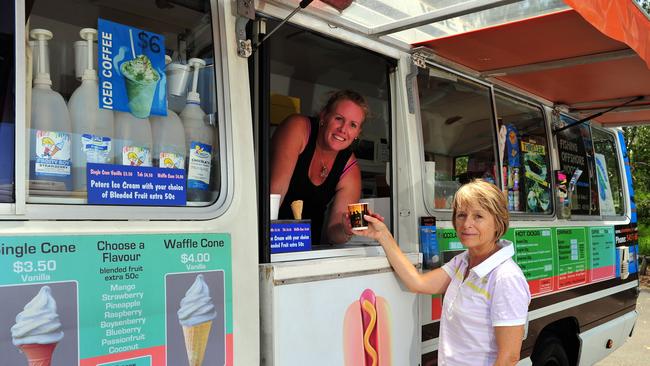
[
  {"xmin": 177, "ymin": 274, "xmax": 217, "ymax": 366},
  {"xmin": 11, "ymin": 286, "xmax": 64, "ymax": 366}
]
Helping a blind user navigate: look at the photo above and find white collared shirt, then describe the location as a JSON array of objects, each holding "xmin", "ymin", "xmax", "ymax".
[{"xmin": 438, "ymin": 239, "xmax": 531, "ymax": 366}]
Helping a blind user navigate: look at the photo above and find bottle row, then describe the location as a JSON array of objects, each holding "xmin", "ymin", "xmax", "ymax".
[{"xmin": 28, "ymin": 27, "xmax": 218, "ymax": 203}]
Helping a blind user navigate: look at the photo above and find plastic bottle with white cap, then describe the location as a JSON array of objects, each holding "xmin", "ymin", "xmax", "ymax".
[
  {"xmin": 180, "ymin": 58, "xmax": 213, "ymax": 202},
  {"xmin": 29, "ymin": 29, "xmax": 73, "ymax": 192},
  {"xmin": 150, "ymin": 55, "xmax": 186, "ymax": 169},
  {"xmin": 113, "ymin": 110, "xmax": 153, "ymax": 167},
  {"xmin": 68, "ymin": 28, "xmax": 115, "ymax": 191}
]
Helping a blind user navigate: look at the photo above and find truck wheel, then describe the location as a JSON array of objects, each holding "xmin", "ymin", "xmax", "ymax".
[{"xmin": 532, "ymin": 336, "xmax": 570, "ymax": 366}]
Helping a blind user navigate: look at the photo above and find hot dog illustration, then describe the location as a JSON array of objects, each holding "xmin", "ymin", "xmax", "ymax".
[{"xmin": 343, "ymin": 289, "xmax": 392, "ymax": 366}]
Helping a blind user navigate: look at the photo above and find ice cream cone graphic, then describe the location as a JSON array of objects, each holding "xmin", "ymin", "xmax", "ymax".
[
  {"xmin": 11, "ymin": 286, "xmax": 64, "ymax": 366},
  {"xmin": 19, "ymin": 343, "xmax": 58, "ymax": 366},
  {"xmin": 182, "ymin": 320, "xmax": 213, "ymax": 366},
  {"xmin": 178, "ymin": 274, "xmax": 217, "ymax": 366}
]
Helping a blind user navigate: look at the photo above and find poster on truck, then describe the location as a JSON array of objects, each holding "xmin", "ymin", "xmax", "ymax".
[
  {"xmin": 0, "ymin": 233, "xmax": 233, "ymax": 366},
  {"xmin": 98, "ymin": 18, "xmax": 167, "ymax": 118},
  {"xmin": 270, "ymin": 271, "xmax": 419, "ymax": 365}
]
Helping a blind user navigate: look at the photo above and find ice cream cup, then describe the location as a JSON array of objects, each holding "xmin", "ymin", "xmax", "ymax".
[{"xmin": 348, "ymin": 202, "xmax": 369, "ymax": 230}]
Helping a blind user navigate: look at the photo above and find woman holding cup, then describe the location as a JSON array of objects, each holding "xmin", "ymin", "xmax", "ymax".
[
  {"xmin": 270, "ymin": 90, "xmax": 368, "ymax": 245},
  {"xmin": 355, "ymin": 180, "xmax": 531, "ymax": 365}
]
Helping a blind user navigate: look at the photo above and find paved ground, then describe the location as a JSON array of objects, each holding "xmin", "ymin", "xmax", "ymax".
[{"xmin": 595, "ymin": 275, "xmax": 650, "ymax": 366}]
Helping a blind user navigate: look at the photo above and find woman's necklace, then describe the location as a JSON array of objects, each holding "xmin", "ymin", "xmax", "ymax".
[{"xmin": 319, "ymin": 159, "xmax": 329, "ymax": 179}]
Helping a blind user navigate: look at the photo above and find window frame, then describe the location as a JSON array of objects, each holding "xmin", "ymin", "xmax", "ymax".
[
  {"xmin": 9, "ymin": 0, "xmax": 234, "ymax": 221},
  {"xmin": 555, "ymin": 114, "xmax": 603, "ymax": 221},
  {"xmin": 493, "ymin": 89, "xmax": 555, "ymax": 219},
  {"xmin": 591, "ymin": 125, "xmax": 628, "ymax": 221},
  {"xmin": 254, "ymin": 17, "xmax": 399, "ymax": 263},
  {"xmin": 416, "ymin": 61, "xmax": 499, "ymax": 221}
]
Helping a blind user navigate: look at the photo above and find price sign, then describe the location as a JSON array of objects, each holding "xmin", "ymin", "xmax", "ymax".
[
  {"xmin": 13, "ymin": 259, "xmax": 57, "ymax": 273},
  {"xmin": 180, "ymin": 253, "xmax": 211, "ymax": 264}
]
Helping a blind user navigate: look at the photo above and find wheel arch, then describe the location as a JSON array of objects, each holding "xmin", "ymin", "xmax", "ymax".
[{"xmin": 531, "ymin": 317, "xmax": 580, "ymax": 366}]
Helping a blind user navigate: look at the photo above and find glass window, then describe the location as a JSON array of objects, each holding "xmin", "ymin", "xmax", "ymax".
[
  {"xmin": 26, "ymin": 0, "xmax": 221, "ymax": 207},
  {"xmin": 0, "ymin": 0, "xmax": 15, "ymax": 203},
  {"xmin": 495, "ymin": 93, "xmax": 551, "ymax": 214},
  {"xmin": 418, "ymin": 67, "xmax": 496, "ymax": 210},
  {"xmin": 266, "ymin": 21, "xmax": 392, "ymax": 250},
  {"xmin": 555, "ymin": 115, "xmax": 599, "ymax": 216},
  {"xmin": 592, "ymin": 128, "xmax": 624, "ymax": 216}
]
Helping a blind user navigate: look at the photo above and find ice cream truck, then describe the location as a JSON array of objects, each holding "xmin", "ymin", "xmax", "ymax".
[{"xmin": 0, "ymin": 0, "xmax": 647, "ymax": 365}]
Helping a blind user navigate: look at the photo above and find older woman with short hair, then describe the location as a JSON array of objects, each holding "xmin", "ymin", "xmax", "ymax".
[{"xmin": 355, "ymin": 179, "xmax": 531, "ymax": 366}]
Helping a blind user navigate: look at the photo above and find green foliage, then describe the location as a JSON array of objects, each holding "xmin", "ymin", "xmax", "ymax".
[
  {"xmin": 625, "ymin": 125, "xmax": 650, "ymax": 255},
  {"xmin": 624, "ymin": 126, "xmax": 650, "ymax": 196},
  {"xmin": 637, "ymin": 192, "xmax": 650, "ymax": 220},
  {"xmin": 638, "ymin": 0, "xmax": 650, "ymax": 13}
]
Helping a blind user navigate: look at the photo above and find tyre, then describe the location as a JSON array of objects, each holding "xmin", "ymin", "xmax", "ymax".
[{"xmin": 532, "ymin": 336, "xmax": 570, "ymax": 366}]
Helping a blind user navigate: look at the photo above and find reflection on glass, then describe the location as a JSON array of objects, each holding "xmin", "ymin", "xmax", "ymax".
[
  {"xmin": 555, "ymin": 115, "xmax": 599, "ymax": 216},
  {"xmin": 417, "ymin": 67, "xmax": 495, "ymax": 210}
]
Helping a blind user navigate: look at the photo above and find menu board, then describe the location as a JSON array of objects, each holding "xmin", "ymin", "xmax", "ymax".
[
  {"xmin": 513, "ymin": 228, "xmax": 554, "ymax": 295},
  {"xmin": 555, "ymin": 116, "xmax": 599, "ymax": 215},
  {"xmin": 556, "ymin": 228, "xmax": 587, "ymax": 289},
  {"xmin": 0, "ymin": 233, "xmax": 232, "ymax": 366},
  {"xmin": 434, "ymin": 225, "xmax": 620, "ymax": 305},
  {"xmin": 589, "ymin": 227, "xmax": 616, "ymax": 281}
]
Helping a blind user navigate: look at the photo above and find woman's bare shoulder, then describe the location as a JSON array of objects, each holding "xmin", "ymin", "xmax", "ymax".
[
  {"xmin": 273, "ymin": 114, "xmax": 312, "ymax": 151},
  {"xmin": 280, "ymin": 114, "xmax": 311, "ymax": 132}
]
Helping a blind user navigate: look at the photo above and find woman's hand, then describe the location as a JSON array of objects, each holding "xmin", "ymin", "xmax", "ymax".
[{"xmin": 353, "ymin": 213, "xmax": 389, "ymax": 243}]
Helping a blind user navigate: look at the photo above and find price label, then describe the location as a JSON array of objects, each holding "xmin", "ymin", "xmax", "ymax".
[
  {"xmin": 180, "ymin": 253, "xmax": 211, "ymax": 264},
  {"xmin": 13, "ymin": 260, "xmax": 57, "ymax": 274}
]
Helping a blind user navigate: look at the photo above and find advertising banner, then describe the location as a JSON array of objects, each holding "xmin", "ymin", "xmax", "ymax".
[
  {"xmin": 98, "ymin": 18, "xmax": 167, "ymax": 118},
  {"xmin": 0, "ymin": 233, "xmax": 232, "ymax": 366}
]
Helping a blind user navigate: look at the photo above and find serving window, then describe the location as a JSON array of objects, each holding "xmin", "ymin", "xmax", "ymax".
[
  {"xmin": 24, "ymin": 0, "xmax": 223, "ymax": 209},
  {"xmin": 261, "ymin": 20, "xmax": 393, "ymax": 257},
  {"xmin": 494, "ymin": 93, "xmax": 552, "ymax": 214},
  {"xmin": 417, "ymin": 67, "xmax": 496, "ymax": 211}
]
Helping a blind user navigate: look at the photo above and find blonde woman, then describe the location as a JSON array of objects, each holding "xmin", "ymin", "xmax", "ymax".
[
  {"xmin": 271, "ymin": 90, "xmax": 368, "ymax": 245},
  {"xmin": 355, "ymin": 180, "xmax": 531, "ymax": 365}
]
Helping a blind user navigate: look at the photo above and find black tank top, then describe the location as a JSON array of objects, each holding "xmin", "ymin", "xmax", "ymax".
[{"xmin": 278, "ymin": 117, "xmax": 353, "ymax": 245}]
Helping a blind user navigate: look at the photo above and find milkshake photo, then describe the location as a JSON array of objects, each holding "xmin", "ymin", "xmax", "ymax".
[{"xmin": 120, "ymin": 54, "xmax": 160, "ymax": 118}]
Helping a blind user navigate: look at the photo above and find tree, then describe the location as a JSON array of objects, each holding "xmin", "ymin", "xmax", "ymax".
[
  {"xmin": 623, "ymin": 126, "xmax": 650, "ymax": 193},
  {"xmin": 639, "ymin": 0, "xmax": 650, "ymax": 13}
]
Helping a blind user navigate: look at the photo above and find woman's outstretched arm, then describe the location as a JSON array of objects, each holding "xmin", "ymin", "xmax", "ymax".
[{"xmin": 356, "ymin": 214, "xmax": 451, "ymax": 294}]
